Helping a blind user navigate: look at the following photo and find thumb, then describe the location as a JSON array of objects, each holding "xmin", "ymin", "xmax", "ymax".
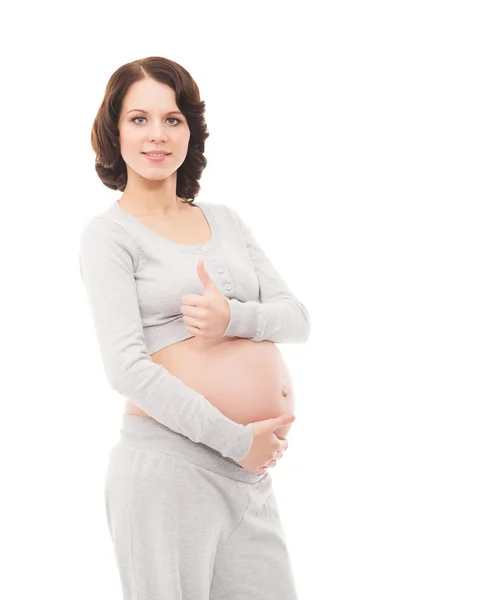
[
  {"xmin": 271, "ymin": 414, "xmax": 296, "ymax": 430},
  {"xmin": 197, "ymin": 259, "xmax": 215, "ymax": 290}
]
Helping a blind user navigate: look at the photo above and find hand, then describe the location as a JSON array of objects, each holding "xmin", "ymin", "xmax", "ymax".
[
  {"xmin": 181, "ymin": 259, "xmax": 231, "ymax": 339},
  {"xmin": 236, "ymin": 414, "xmax": 294, "ymax": 474}
]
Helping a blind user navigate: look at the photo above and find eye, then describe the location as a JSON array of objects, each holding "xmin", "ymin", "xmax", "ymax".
[{"xmin": 131, "ymin": 116, "xmax": 181, "ymax": 125}]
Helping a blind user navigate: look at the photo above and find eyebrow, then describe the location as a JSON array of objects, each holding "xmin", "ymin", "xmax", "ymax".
[{"xmin": 126, "ymin": 109, "xmax": 183, "ymax": 116}]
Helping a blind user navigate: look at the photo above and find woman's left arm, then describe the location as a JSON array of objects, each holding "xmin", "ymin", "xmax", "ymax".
[{"xmin": 222, "ymin": 206, "xmax": 311, "ymax": 343}]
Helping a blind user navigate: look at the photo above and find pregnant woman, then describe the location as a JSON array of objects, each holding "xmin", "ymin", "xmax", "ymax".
[{"xmin": 79, "ymin": 56, "xmax": 311, "ymax": 600}]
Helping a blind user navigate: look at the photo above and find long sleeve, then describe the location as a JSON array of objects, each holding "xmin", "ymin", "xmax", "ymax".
[
  {"xmin": 78, "ymin": 216, "xmax": 254, "ymax": 462},
  {"xmin": 222, "ymin": 206, "xmax": 311, "ymax": 343}
]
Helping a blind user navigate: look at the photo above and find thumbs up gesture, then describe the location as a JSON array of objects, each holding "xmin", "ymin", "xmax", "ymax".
[{"xmin": 181, "ymin": 259, "xmax": 232, "ymax": 339}]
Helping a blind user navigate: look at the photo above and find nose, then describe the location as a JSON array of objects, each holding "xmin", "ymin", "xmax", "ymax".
[{"xmin": 147, "ymin": 120, "xmax": 168, "ymax": 143}]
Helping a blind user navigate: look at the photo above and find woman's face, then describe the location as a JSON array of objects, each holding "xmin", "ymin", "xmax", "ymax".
[{"xmin": 118, "ymin": 78, "xmax": 191, "ymax": 183}]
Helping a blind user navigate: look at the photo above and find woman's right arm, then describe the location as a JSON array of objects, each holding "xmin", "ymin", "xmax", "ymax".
[{"xmin": 78, "ymin": 215, "xmax": 254, "ymax": 462}]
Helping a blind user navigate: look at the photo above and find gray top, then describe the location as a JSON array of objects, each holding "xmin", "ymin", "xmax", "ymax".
[{"xmin": 78, "ymin": 199, "xmax": 311, "ymax": 461}]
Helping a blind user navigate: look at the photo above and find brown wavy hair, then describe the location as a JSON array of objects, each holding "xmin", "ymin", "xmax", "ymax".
[{"xmin": 91, "ymin": 56, "xmax": 210, "ymax": 204}]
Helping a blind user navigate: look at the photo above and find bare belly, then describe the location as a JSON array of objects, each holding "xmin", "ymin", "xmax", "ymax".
[{"xmin": 124, "ymin": 336, "xmax": 295, "ymax": 439}]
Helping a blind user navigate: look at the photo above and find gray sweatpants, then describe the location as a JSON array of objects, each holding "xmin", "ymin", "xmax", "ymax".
[{"xmin": 104, "ymin": 413, "xmax": 299, "ymax": 599}]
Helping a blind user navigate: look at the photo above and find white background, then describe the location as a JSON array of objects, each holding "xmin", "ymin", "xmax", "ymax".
[{"xmin": 1, "ymin": 1, "xmax": 477, "ymax": 598}]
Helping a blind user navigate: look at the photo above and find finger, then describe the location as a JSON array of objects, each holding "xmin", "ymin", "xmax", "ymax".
[
  {"xmin": 259, "ymin": 458, "xmax": 277, "ymax": 475},
  {"xmin": 183, "ymin": 315, "xmax": 205, "ymax": 328},
  {"xmin": 186, "ymin": 325, "xmax": 201, "ymax": 336},
  {"xmin": 181, "ymin": 305, "xmax": 205, "ymax": 318},
  {"xmin": 273, "ymin": 414, "xmax": 296, "ymax": 431},
  {"xmin": 182, "ymin": 294, "xmax": 207, "ymax": 307}
]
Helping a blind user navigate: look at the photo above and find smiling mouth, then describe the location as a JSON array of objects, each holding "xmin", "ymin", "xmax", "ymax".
[{"xmin": 142, "ymin": 152, "xmax": 171, "ymax": 156}]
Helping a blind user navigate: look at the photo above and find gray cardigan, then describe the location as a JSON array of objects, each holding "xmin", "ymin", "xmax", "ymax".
[{"xmin": 79, "ymin": 199, "xmax": 310, "ymax": 462}]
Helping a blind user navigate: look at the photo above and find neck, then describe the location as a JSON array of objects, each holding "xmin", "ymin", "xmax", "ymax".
[{"xmin": 119, "ymin": 194, "xmax": 185, "ymax": 217}]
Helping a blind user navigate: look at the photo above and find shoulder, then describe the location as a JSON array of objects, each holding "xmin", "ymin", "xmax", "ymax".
[
  {"xmin": 197, "ymin": 200, "xmax": 239, "ymax": 224},
  {"xmin": 80, "ymin": 212, "xmax": 130, "ymax": 241},
  {"xmin": 79, "ymin": 214, "xmax": 140, "ymax": 264}
]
